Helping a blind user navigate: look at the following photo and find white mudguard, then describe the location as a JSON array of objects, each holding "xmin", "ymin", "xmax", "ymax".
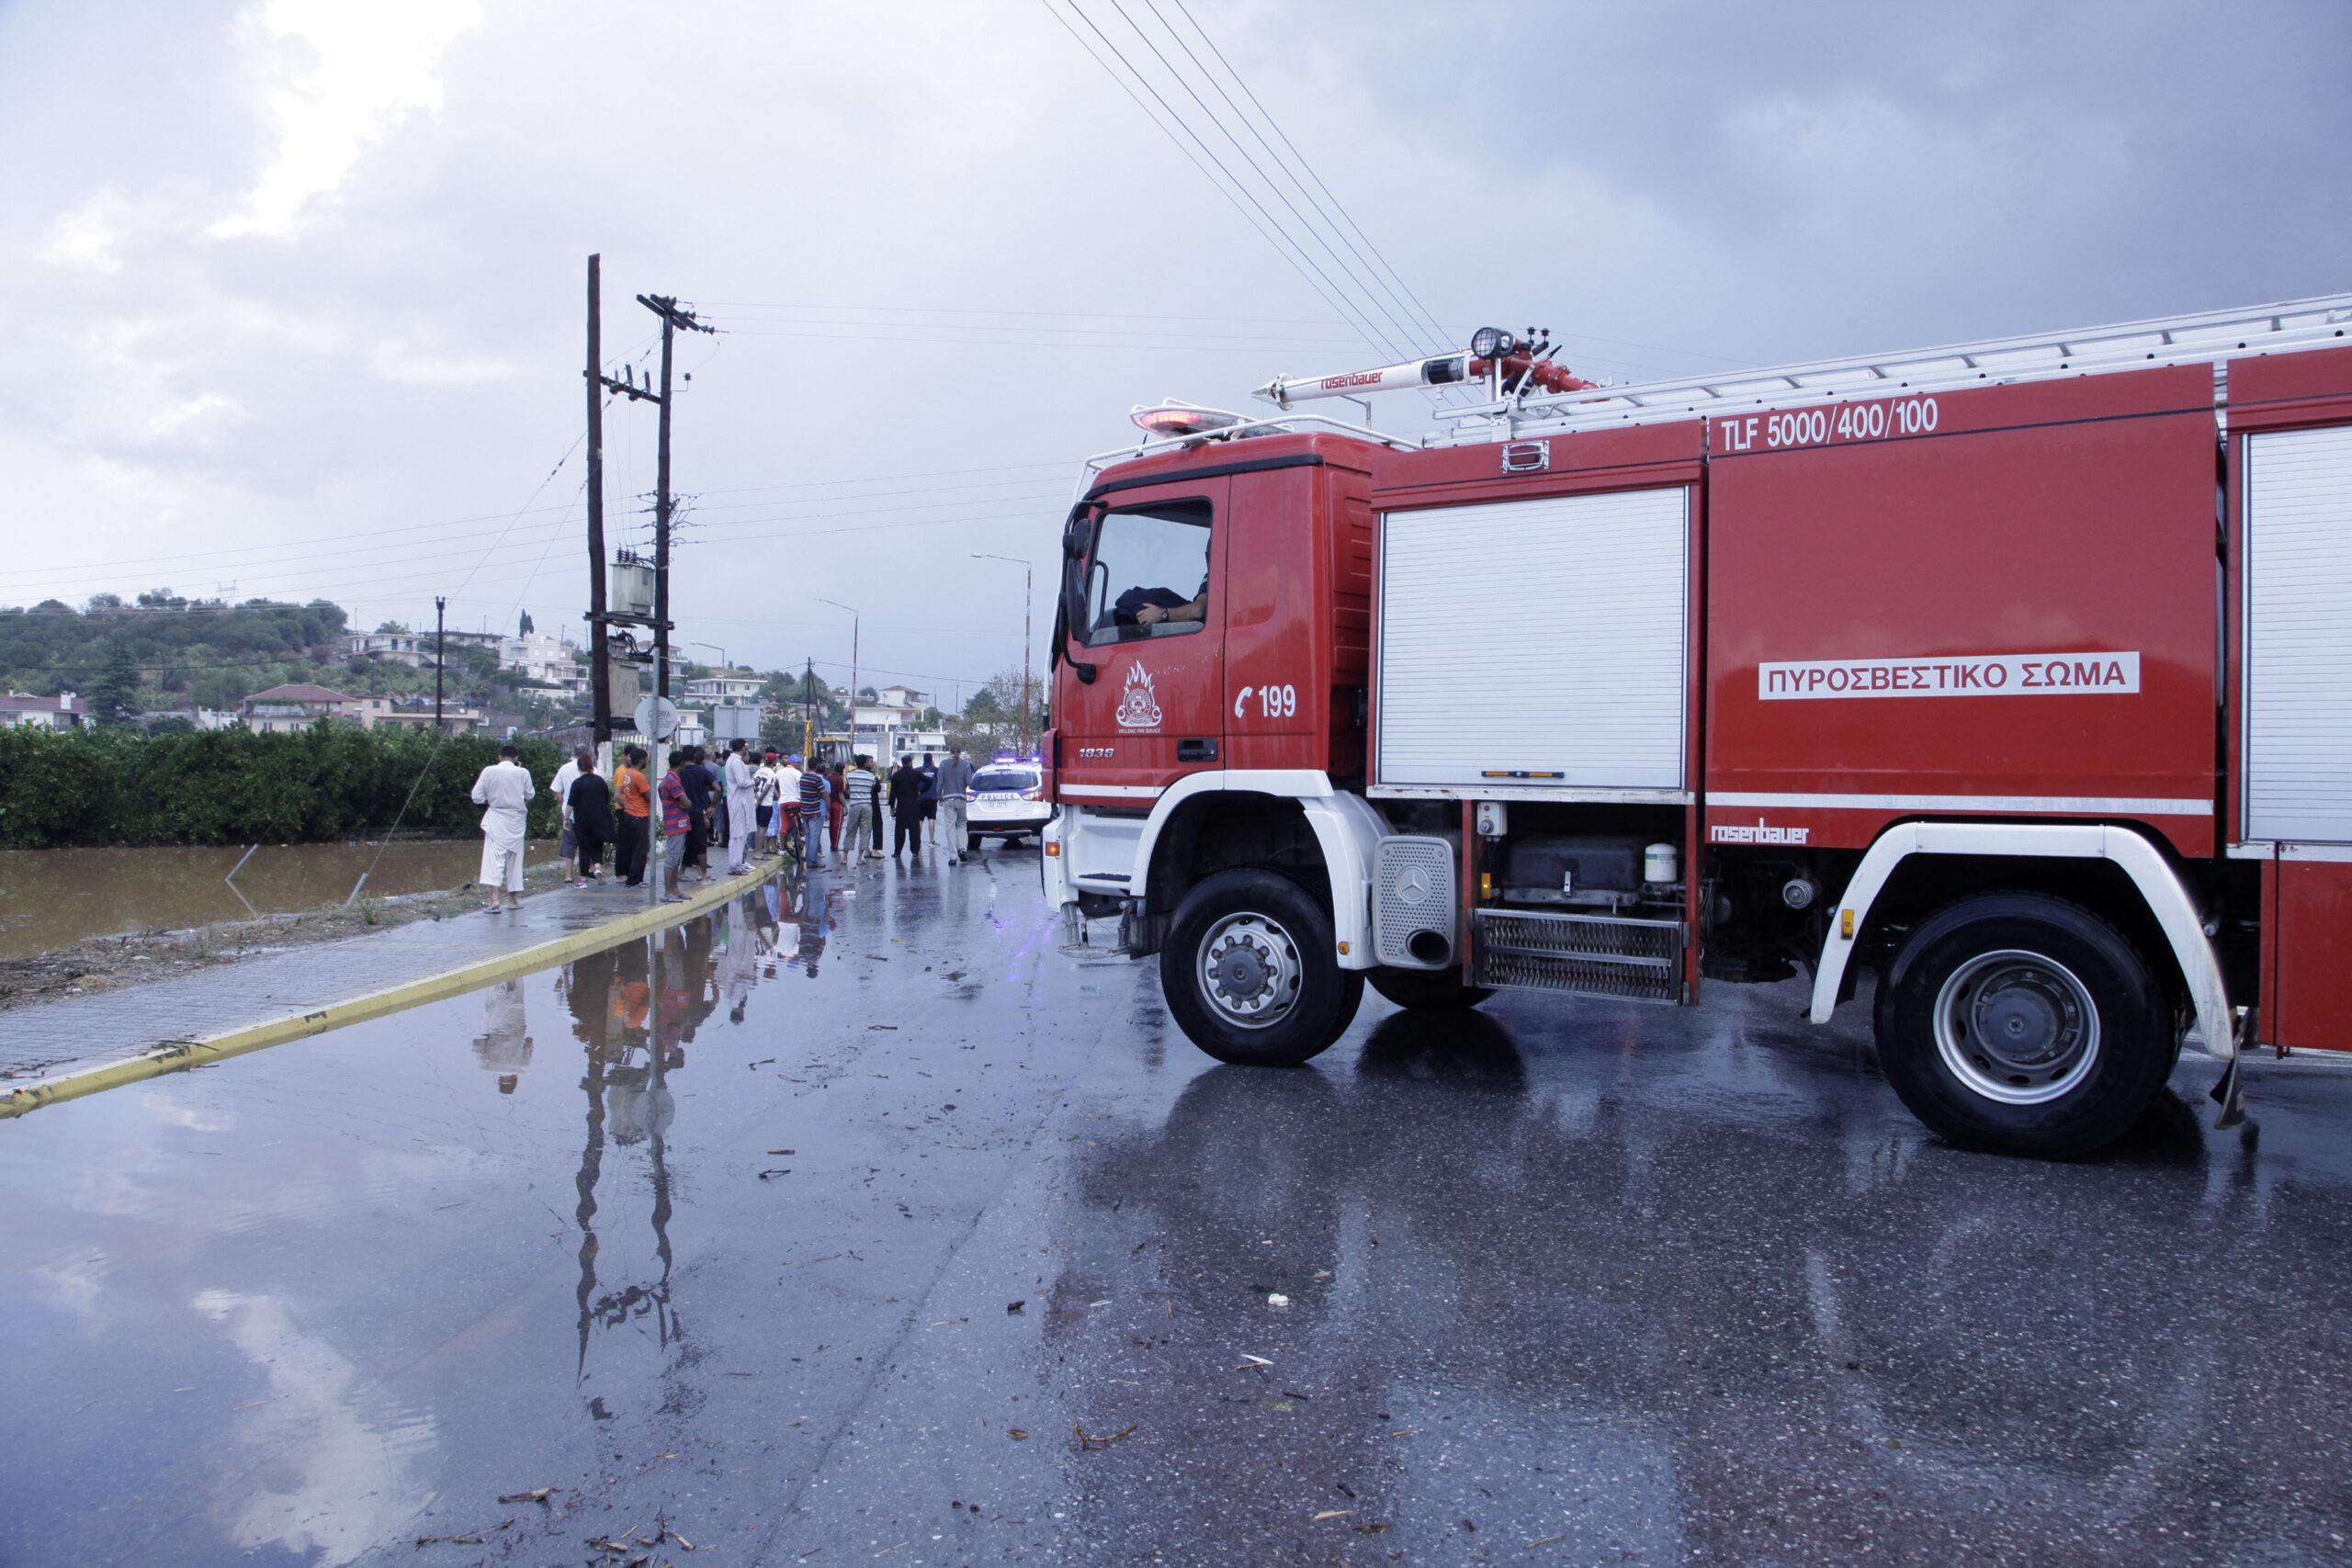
[
  {"xmin": 1811, "ymin": 821, "xmax": 2235, "ymax": 1061},
  {"xmin": 1054, "ymin": 772, "xmax": 1390, "ymax": 969}
]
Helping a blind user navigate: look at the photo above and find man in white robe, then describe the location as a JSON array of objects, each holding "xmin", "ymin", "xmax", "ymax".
[
  {"xmin": 722, "ymin": 739, "xmax": 760, "ymax": 874},
  {"xmin": 470, "ymin": 742, "xmax": 535, "ymax": 908}
]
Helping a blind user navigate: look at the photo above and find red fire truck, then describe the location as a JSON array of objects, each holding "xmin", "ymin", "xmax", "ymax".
[{"xmin": 1040, "ymin": 296, "xmax": 2352, "ymax": 1157}]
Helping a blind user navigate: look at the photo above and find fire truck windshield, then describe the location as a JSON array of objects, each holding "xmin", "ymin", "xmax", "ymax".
[{"xmin": 1084, "ymin": 501, "xmax": 1211, "ymax": 644}]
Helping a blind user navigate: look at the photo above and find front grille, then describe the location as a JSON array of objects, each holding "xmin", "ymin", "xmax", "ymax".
[{"xmin": 1473, "ymin": 908, "xmax": 1684, "ymax": 1003}]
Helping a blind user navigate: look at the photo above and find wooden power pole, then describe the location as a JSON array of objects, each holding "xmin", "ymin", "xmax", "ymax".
[
  {"xmin": 636, "ymin": 293, "xmax": 713, "ymax": 704},
  {"xmin": 584, "ymin": 255, "xmax": 612, "ymax": 744}
]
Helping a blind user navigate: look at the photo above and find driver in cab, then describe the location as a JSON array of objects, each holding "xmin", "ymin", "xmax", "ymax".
[{"xmin": 1117, "ymin": 575, "xmax": 1207, "ymax": 627}]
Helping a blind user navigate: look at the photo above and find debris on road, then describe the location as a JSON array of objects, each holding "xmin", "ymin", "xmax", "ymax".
[
  {"xmin": 1073, "ymin": 1420, "xmax": 1136, "ymax": 1450},
  {"xmin": 497, "ymin": 1487, "xmax": 554, "ymax": 1504},
  {"xmin": 1006, "ymin": 1428, "xmax": 1030, "ymax": 1440}
]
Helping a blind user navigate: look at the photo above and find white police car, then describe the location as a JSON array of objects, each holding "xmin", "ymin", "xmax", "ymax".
[{"xmin": 965, "ymin": 760, "xmax": 1050, "ymax": 849}]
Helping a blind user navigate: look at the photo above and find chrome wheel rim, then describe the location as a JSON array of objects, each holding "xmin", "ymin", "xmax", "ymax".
[
  {"xmin": 1932, "ymin": 949, "xmax": 2100, "ymax": 1105},
  {"xmin": 1197, "ymin": 911, "xmax": 1303, "ymax": 1031}
]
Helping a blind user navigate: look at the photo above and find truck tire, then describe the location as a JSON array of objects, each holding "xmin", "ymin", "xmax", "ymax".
[
  {"xmin": 1874, "ymin": 893, "xmax": 2172, "ymax": 1159},
  {"xmin": 1163, "ymin": 869, "xmax": 1363, "ymax": 1067},
  {"xmin": 1366, "ymin": 965, "xmax": 1495, "ymax": 1011}
]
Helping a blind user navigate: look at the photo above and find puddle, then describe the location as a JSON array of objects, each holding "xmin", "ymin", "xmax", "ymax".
[{"xmin": 0, "ymin": 865, "xmax": 1081, "ymax": 1565}]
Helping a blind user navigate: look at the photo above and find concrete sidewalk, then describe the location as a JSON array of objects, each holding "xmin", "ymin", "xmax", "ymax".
[{"xmin": 0, "ymin": 857, "xmax": 788, "ymax": 1116}]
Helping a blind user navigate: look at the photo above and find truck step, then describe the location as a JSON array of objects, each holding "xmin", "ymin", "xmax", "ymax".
[{"xmin": 1471, "ymin": 908, "xmax": 1686, "ymax": 1004}]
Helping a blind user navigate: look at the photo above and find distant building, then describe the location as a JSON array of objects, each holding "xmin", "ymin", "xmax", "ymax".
[
  {"xmin": 241, "ymin": 685, "xmax": 488, "ymax": 733},
  {"xmin": 137, "ymin": 705, "xmax": 236, "ymax": 732},
  {"xmin": 341, "ymin": 632, "xmax": 432, "ymax": 667},
  {"xmin": 501, "ymin": 631, "xmax": 587, "ymax": 693},
  {"xmin": 242, "ymin": 683, "xmax": 359, "ymax": 732},
  {"xmin": 683, "ymin": 672, "xmax": 763, "ymax": 704},
  {"xmin": 352, "ymin": 694, "xmax": 488, "ymax": 733},
  {"xmin": 845, "ymin": 685, "xmax": 941, "ymax": 763},
  {"xmin": 0, "ymin": 691, "xmax": 88, "ymax": 731},
  {"xmin": 339, "ymin": 628, "xmax": 505, "ymax": 669}
]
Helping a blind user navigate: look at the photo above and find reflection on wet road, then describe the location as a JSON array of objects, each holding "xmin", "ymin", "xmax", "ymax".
[{"xmin": 3, "ymin": 850, "xmax": 2349, "ymax": 1566}]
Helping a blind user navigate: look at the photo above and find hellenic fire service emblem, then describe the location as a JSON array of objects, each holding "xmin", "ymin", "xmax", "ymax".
[{"xmin": 1115, "ymin": 663, "xmax": 1163, "ymax": 729}]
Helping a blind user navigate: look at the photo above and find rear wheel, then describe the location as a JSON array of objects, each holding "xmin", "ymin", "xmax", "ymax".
[
  {"xmin": 1163, "ymin": 869, "xmax": 1362, "ymax": 1067},
  {"xmin": 1366, "ymin": 965, "xmax": 1495, "ymax": 1011},
  {"xmin": 967, "ymin": 831, "xmax": 982, "ymax": 852},
  {"xmin": 1874, "ymin": 893, "xmax": 2172, "ymax": 1159}
]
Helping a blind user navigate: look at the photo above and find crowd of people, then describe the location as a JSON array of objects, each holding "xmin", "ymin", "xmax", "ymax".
[{"xmin": 471, "ymin": 736, "xmax": 985, "ymax": 910}]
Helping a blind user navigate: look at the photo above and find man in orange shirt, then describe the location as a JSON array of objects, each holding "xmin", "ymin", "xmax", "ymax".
[{"xmin": 613, "ymin": 745, "xmax": 653, "ymax": 887}]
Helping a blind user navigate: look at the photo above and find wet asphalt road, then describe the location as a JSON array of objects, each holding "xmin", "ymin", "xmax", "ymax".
[{"xmin": 5, "ymin": 845, "xmax": 2351, "ymax": 1568}]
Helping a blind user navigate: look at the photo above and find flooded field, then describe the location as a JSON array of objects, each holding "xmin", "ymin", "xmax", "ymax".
[{"xmin": 0, "ymin": 840, "xmax": 556, "ymax": 958}]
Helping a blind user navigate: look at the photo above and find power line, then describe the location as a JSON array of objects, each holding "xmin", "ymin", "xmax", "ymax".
[
  {"xmin": 1100, "ymin": 0, "xmax": 1422, "ymax": 357},
  {"xmin": 0, "ymin": 464, "xmax": 1076, "ymax": 597},
  {"xmin": 1165, "ymin": 0, "xmax": 1456, "ymax": 360},
  {"xmin": 1037, "ymin": 0, "xmax": 1405, "ymax": 364}
]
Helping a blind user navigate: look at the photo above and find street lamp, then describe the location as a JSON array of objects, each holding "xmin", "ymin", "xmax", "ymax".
[
  {"xmin": 971, "ymin": 554, "xmax": 1033, "ymax": 757},
  {"xmin": 817, "ymin": 598, "xmax": 859, "ymax": 764},
  {"xmin": 690, "ymin": 640, "xmax": 728, "ymax": 674}
]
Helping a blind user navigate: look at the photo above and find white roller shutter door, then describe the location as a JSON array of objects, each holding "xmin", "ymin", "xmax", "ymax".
[
  {"xmin": 1376, "ymin": 487, "xmax": 1689, "ymax": 793},
  {"xmin": 2245, "ymin": 425, "xmax": 2352, "ymax": 842}
]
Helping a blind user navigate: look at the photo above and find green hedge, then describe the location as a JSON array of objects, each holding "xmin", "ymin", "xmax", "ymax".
[{"xmin": 0, "ymin": 724, "xmax": 567, "ymax": 848}]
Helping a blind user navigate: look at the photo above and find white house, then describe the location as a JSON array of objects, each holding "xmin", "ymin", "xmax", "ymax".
[
  {"xmin": 241, "ymin": 683, "xmax": 359, "ymax": 732},
  {"xmin": 683, "ymin": 672, "xmax": 763, "ymax": 704},
  {"xmin": 501, "ymin": 631, "xmax": 587, "ymax": 693},
  {"xmin": 0, "ymin": 692, "xmax": 87, "ymax": 730}
]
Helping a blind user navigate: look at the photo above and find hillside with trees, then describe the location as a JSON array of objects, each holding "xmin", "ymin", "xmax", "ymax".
[{"xmin": 0, "ymin": 592, "xmax": 352, "ymax": 717}]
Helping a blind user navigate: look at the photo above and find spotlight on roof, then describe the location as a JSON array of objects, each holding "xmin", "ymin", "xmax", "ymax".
[{"xmin": 1469, "ymin": 327, "xmax": 1519, "ymax": 360}]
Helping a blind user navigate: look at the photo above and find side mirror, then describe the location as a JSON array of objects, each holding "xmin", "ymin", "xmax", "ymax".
[{"xmin": 1055, "ymin": 521, "xmax": 1098, "ymax": 682}]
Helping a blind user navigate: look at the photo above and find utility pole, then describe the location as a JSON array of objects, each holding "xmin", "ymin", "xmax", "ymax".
[
  {"xmin": 584, "ymin": 255, "xmax": 612, "ymax": 751},
  {"xmin": 637, "ymin": 293, "xmax": 714, "ymax": 706},
  {"xmin": 820, "ymin": 600, "xmax": 859, "ymax": 763},
  {"xmin": 803, "ymin": 658, "xmax": 816, "ymax": 761},
  {"xmin": 435, "ymin": 595, "xmax": 447, "ymax": 731},
  {"xmin": 973, "ymin": 554, "xmax": 1034, "ymax": 756}
]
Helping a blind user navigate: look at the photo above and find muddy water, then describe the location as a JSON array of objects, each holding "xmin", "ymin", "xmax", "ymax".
[{"xmin": 0, "ymin": 840, "xmax": 557, "ymax": 957}]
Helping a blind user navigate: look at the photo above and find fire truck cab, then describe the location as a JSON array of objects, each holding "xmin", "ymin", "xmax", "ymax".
[{"xmin": 1043, "ymin": 297, "xmax": 2352, "ymax": 1158}]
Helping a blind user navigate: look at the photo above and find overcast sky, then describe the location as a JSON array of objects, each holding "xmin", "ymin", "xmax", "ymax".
[{"xmin": 2, "ymin": 0, "xmax": 2345, "ymax": 702}]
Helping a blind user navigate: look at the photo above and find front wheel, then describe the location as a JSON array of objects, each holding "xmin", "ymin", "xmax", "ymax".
[
  {"xmin": 1874, "ymin": 893, "xmax": 2172, "ymax": 1158},
  {"xmin": 1163, "ymin": 869, "xmax": 1363, "ymax": 1067},
  {"xmin": 1366, "ymin": 964, "xmax": 1494, "ymax": 1011}
]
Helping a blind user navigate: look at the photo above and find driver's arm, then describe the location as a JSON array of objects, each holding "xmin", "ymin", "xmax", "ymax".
[{"xmin": 1135, "ymin": 591, "xmax": 1207, "ymax": 626}]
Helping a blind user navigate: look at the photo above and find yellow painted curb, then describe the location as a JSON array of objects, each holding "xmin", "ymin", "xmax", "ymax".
[{"xmin": 0, "ymin": 858, "xmax": 790, "ymax": 1121}]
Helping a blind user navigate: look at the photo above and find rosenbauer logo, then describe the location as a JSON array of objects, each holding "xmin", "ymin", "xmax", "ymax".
[
  {"xmin": 1758, "ymin": 651, "xmax": 2140, "ymax": 701},
  {"xmin": 1114, "ymin": 663, "xmax": 1163, "ymax": 729},
  {"xmin": 1712, "ymin": 819, "xmax": 1809, "ymax": 845}
]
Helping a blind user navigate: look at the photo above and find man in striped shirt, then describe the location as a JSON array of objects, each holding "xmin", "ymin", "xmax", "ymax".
[
  {"xmin": 795, "ymin": 754, "xmax": 829, "ymax": 868},
  {"xmin": 659, "ymin": 749, "xmax": 695, "ymax": 902},
  {"xmin": 842, "ymin": 756, "xmax": 879, "ymax": 863}
]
